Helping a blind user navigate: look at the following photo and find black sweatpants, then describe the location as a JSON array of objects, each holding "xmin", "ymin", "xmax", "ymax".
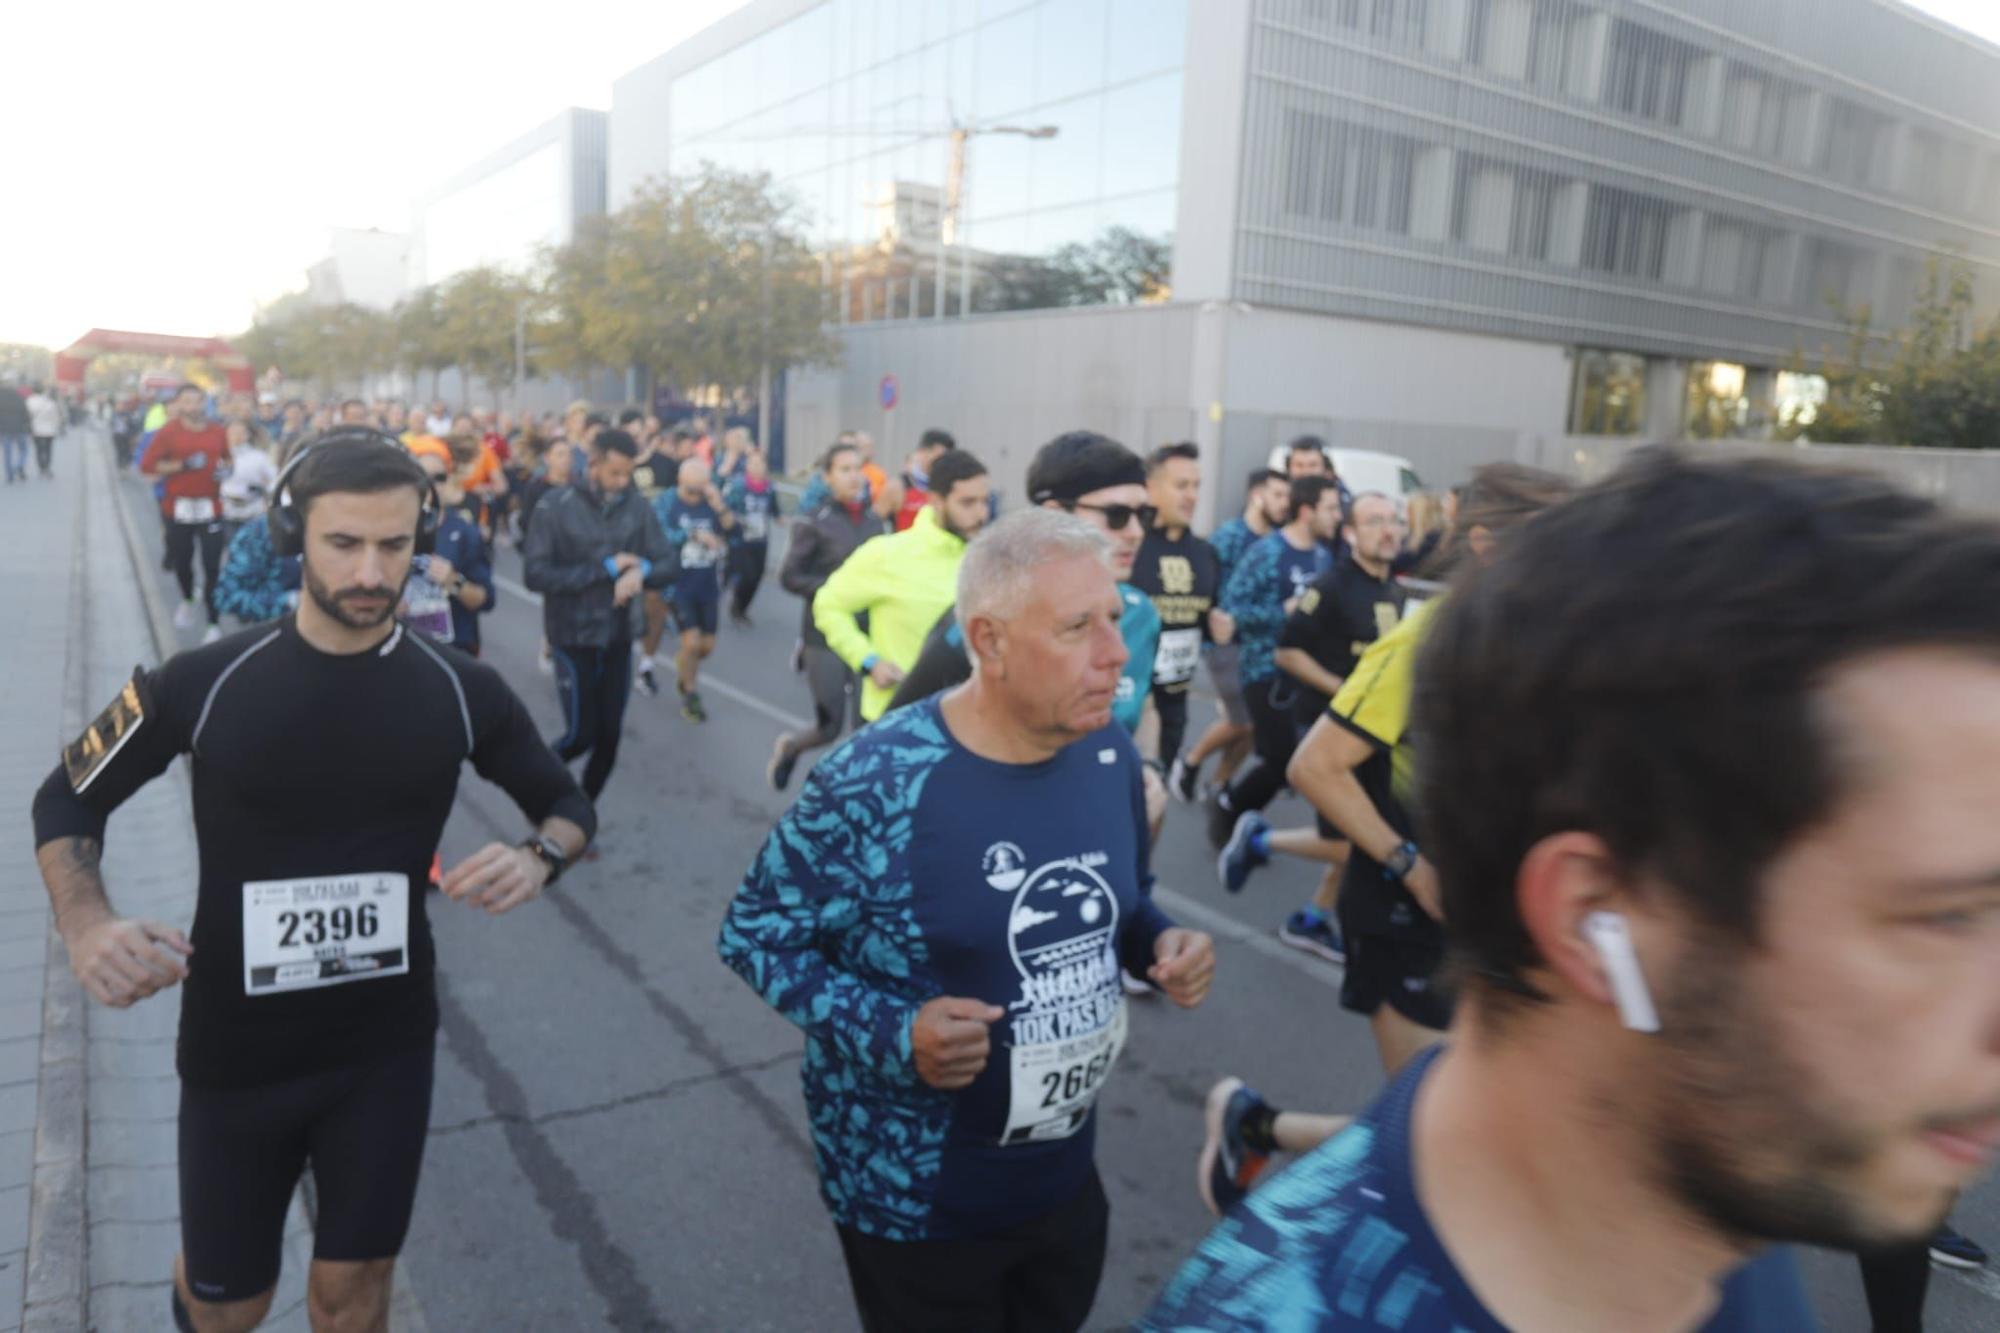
[
  {"xmin": 778, "ymin": 646, "xmax": 857, "ymax": 763},
  {"xmin": 835, "ymin": 1170, "xmax": 1109, "ymax": 1333},
  {"xmin": 1857, "ymin": 1241, "xmax": 1931, "ymax": 1333},
  {"xmin": 551, "ymin": 639, "xmax": 634, "ymax": 801},
  {"xmin": 1151, "ymin": 684, "xmax": 1190, "ymax": 767},
  {"xmin": 32, "ymin": 435, "xmax": 54, "ymax": 475},
  {"xmin": 165, "ymin": 520, "xmax": 227, "ymax": 625},
  {"xmin": 729, "ymin": 541, "xmax": 768, "ymax": 617},
  {"xmin": 1221, "ymin": 676, "xmax": 1304, "ymax": 815}
]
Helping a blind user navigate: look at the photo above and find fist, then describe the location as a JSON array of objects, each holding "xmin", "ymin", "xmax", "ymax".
[
  {"xmin": 612, "ymin": 568, "xmax": 645, "ymax": 607},
  {"xmin": 912, "ymin": 995, "xmax": 1003, "ymax": 1089},
  {"xmin": 425, "ymin": 555, "xmax": 456, "ymax": 586},
  {"xmin": 440, "ymin": 842, "xmax": 549, "ymax": 915},
  {"xmin": 1208, "ymin": 608, "xmax": 1236, "ymax": 645},
  {"xmin": 868, "ymin": 659, "xmax": 905, "ymax": 690},
  {"xmin": 1147, "ymin": 928, "xmax": 1215, "ymax": 1009},
  {"xmin": 1403, "ymin": 856, "xmax": 1443, "ymax": 921},
  {"xmin": 66, "ymin": 918, "xmax": 192, "ymax": 1009}
]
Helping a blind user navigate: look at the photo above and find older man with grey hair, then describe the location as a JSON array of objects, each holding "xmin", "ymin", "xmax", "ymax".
[{"xmin": 720, "ymin": 507, "xmax": 1216, "ymax": 1332}]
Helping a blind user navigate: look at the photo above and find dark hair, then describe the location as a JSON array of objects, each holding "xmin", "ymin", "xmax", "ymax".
[
  {"xmin": 671, "ymin": 425, "xmax": 694, "ymax": 441},
  {"xmin": 1147, "ymin": 441, "xmax": 1199, "ymax": 475},
  {"xmin": 175, "ymin": 383, "xmax": 203, "ymax": 399},
  {"xmin": 1285, "ymin": 475, "xmax": 1335, "ymax": 521},
  {"xmin": 918, "ymin": 427, "xmax": 957, "ymax": 453},
  {"xmin": 290, "ymin": 437, "xmax": 429, "ymax": 520},
  {"xmin": 1418, "ymin": 448, "xmax": 2000, "ymax": 1020},
  {"xmin": 617, "ymin": 408, "xmax": 645, "ymax": 427},
  {"xmin": 1424, "ymin": 462, "xmax": 1575, "ymax": 580},
  {"xmin": 930, "ymin": 449, "xmax": 989, "ymax": 501},
  {"xmin": 820, "ymin": 441, "xmax": 860, "ymax": 473},
  {"xmin": 1287, "ymin": 434, "xmax": 1327, "ymax": 456},
  {"xmin": 592, "ymin": 427, "xmax": 639, "ymax": 459},
  {"xmin": 1026, "ymin": 431, "xmax": 1145, "ymax": 505},
  {"xmin": 1245, "ymin": 467, "xmax": 1285, "ymax": 495}
]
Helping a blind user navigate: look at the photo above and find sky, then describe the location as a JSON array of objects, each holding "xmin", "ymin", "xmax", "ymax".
[{"xmin": 2, "ymin": 0, "xmax": 1995, "ymax": 352}]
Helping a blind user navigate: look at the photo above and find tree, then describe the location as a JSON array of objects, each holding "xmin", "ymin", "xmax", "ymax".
[
  {"xmin": 395, "ymin": 288, "xmax": 453, "ymax": 400},
  {"xmin": 434, "ymin": 266, "xmax": 540, "ymax": 407},
  {"xmin": 540, "ymin": 166, "xmax": 838, "ymax": 397},
  {"xmin": 972, "ymin": 226, "xmax": 1173, "ymax": 313}
]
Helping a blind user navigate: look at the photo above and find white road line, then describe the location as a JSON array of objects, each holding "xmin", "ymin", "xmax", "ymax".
[{"xmin": 497, "ymin": 574, "xmax": 1346, "ymax": 991}]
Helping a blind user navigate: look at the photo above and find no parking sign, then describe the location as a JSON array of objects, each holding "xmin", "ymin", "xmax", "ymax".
[{"xmin": 879, "ymin": 375, "xmax": 898, "ymax": 410}]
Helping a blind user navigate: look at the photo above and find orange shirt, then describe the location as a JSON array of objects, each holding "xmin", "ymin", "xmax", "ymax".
[
  {"xmin": 861, "ymin": 461, "xmax": 888, "ymax": 497},
  {"xmin": 462, "ymin": 443, "xmax": 503, "ymax": 491},
  {"xmin": 402, "ymin": 432, "xmax": 451, "ymax": 467}
]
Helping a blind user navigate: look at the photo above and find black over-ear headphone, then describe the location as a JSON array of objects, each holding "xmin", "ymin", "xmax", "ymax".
[{"xmin": 268, "ymin": 427, "xmax": 441, "ymax": 558}]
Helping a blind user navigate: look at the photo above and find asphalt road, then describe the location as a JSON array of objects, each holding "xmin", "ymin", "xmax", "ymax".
[{"xmin": 116, "ymin": 471, "xmax": 1997, "ymax": 1331}]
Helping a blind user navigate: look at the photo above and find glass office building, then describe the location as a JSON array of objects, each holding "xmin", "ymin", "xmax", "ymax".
[{"xmin": 609, "ymin": 0, "xmax": 1999, "ymax": 482}]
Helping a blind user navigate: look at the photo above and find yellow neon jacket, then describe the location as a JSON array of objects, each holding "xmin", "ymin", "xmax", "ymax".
[{"xmin": 812, "ymin": 505, "xmax": 968, "ymax": 721}]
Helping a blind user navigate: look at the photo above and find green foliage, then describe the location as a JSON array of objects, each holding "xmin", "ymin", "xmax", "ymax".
[{"xmin": 973, "ymin": 226, "xmax": 1172, "ymax": 313}]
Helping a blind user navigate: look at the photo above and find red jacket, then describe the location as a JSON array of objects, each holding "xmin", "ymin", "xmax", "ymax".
[
  {"xmin": 894, "ymin": 481, "xmax": 931, "ymax": 532},
  {"xmin": 144, "ymin": 419, "xmax": 226, "ymax": 518}
]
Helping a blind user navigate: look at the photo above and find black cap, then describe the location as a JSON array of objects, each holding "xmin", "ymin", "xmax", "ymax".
[{"xmin": 1026, "ymin": 431, "xmax": 1145, "ymax": 505}]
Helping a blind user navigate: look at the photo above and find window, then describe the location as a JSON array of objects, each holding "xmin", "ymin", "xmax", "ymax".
[
  {"xmin": 1602, "ymin": 18, "xmax": 1700, "ymax": 127},
  {"xmin": 1571, "ymin": 349, "xmax": 1648, "ymax": 435},
  {"xmin": 1301, "ymin": 0, "xmax": 1430, "ymax": 44},
  {"xmin": 1797, "ymin": 237, "xmax": 1865, "ymax": 313},
  {"xmin": 1581, "ymin": 185, "xmax": 1673, "ymax": 280},
  {"xmin": 1717, "ymin": 64, "xmax": 1811, "ymax": 161},
  {"xmin": 1282, "ymin": 112, "xmax": 1418, "ymax": 234},
  {"xmin": 1821, "ymin": 99, "xmax": 1896, "ymax": 192},
  {"xmin": 1450, "ymin": 157, "xmax": 1566, "ymax": 261},
  {"xmin": 1698, "ymin": 218, "xmax": 1783, "ymax": 301}
]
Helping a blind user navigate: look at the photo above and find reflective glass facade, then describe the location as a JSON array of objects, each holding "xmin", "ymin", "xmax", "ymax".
[{"xmin": 663, "ymin": 0, "xmax": 1186, "ymax": 317}]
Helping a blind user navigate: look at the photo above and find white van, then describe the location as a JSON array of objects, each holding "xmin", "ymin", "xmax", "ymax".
[{"xmin": 1266, "ymin": 444, "xmax": 1425, "ymax": 503}]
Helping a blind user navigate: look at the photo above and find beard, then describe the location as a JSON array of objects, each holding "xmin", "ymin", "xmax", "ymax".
[
  {"xmin": 303, "ymin": 560, "xmax": 401, "ymax": 630},
  {"xmin": 1642, "ymin": 931, "xmax": 1942, "ymax": 1253}
]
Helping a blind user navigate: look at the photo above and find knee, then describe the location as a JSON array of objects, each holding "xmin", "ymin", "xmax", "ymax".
[{"xmin": 306, "ymin": 1262, "xmax": 393, "ymax": 1332}]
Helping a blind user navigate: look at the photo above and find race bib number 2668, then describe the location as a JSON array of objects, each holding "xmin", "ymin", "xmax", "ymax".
[{"xmin": 242, "ymin": 873, "xmax": 409, "ymax": 996}]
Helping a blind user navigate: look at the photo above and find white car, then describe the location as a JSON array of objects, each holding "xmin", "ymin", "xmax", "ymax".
[{"xmin": 1266, "ymin": 444, "xmax": 1424, "ymax": 503}]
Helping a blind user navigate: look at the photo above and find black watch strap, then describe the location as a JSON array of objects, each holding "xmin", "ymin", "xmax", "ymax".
[{"xmin": 522, "ymin": 835, "xmax": 567, "ymax": 886}]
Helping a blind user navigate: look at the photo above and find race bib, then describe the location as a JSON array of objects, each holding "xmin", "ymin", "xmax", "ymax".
[
  {"xmin": 1153, "ymin": 627, "xmax": 1202, "ymax": 685},
  {"xmin": 743, "ymin": 510, "xmax": 769, "ymax": 541},
  {"xmin": 172, "ymin": 497, "xmax": 217, "ymax": 524},
  {"xmin": 1002, "ymin": 1002, "xmax": 1126, "ymax": 1145},
  {"xmin": 242, "ymin": 873, "xmax": 409, "ymax": 996},
  {"xmin": 402, "ymin": 561, "xmax": 454, "ymax": 641},
  {"xmin": 681, "ymin": 536, "xmax": 719, "ymax": 569}
]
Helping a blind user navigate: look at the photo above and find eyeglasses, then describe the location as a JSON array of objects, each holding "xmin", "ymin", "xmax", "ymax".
[{"xmin": 1070, "ymin": 501, "xmax": 1157, "ymax": 531}]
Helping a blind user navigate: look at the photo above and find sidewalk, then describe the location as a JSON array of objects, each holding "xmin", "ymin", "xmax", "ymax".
[{"xmin": 2, "ymin": 428, "xmax": 317, "ymax": 1330}]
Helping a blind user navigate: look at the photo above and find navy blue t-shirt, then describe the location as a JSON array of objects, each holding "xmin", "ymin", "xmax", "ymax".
[
  {"xmin": 653, "ymin": 493, "xmax": 728, "ymax": 589},
  {"xmin": 719, "ymin": 698, "xmax": 1174, "ymax": 1240},
  {"xmin": 1142, "ymin": 1046, "xmax": 1818, "ymax": 1331}
]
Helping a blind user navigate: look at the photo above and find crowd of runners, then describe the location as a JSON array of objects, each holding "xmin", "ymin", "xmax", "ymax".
[{"xmin": 18, "ymin": 381, "xmax": 1999, "ymax": 1331}]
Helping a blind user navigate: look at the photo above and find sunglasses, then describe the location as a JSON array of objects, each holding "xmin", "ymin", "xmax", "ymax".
[{"xmin": 1071, "ymin": 501, "xmax": 1157, "ymax": 531}]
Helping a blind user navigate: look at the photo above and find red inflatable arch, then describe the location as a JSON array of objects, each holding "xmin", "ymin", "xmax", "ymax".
[{"xmin": 53, "ymin": 329, "xmax": 254, "ymax": 393}]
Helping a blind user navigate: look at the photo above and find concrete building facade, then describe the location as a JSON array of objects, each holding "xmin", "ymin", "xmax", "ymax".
[
  {"xmin": 608, "ymin": 0, "xmax": 2000, "ymax": 521},
  {"xmin": 304, "ymin": 228, "xmax": 410, "ymax": 311}
]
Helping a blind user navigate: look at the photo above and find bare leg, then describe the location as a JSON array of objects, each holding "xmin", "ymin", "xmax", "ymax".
[
  {"xmin": 1211, "ymin": 729, "xmax": 1255, "ymax": 788},
  {"xmin": 1271, "ymin": 1111, "xmax": 1353, "ymax": 1155},
  {"xmin": 1372, "ymin": 1006, "xmax": 1446, "ymax": 1076},
  {"xmin": 306, "ymin": 1257, "xmax": 396, "ymax": 1333},
  {"xmin": 641, "ymin": 592, "xmax": 669, "ymax": 658},
  {"xmin": 174, "ymin": 1254, "xmax": 275, "ymax": 1333},
  {"xmin": 675, "ymin": 629, "xmax": 703, "ymax": 693}
]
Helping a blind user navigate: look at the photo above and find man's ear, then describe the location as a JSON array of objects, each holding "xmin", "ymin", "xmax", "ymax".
[
  {"xmin": 1516, "ymin": 831, "xmax": 1656, "ymax": 1027},
  {"xmin": 965, "ymin": 612, "xmax": 1007, "ymax": 679}
]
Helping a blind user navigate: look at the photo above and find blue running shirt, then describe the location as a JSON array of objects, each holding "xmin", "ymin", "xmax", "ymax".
[{"xmin": 1141, "ymin": 1046, "xmax": 1818, "ymax": 1331}]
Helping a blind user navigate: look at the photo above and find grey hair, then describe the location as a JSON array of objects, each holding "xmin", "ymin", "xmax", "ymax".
[{"xmin": 956, "ymin": 508, "xmax": 1112, "ymax": 629}]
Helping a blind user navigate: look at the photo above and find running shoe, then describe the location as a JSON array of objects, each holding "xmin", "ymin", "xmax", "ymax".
[
  {"xmin": 1218, "ymin": 811, "xmax": 1270, "ymax": 894},
  {"xmin": 1930, "ymin": 1222, "xmax": 1987, "ymax": 1269},
  {"xmin": 200, "ymin": 624, "xmax": 223, "ymax": 646},
  {"xmin": 768, "ymin": 737, "xmax": 798, "ymax": 793},
  {"xmin": 635, "ymin": 663, "xmax": 660, "ymax": 699},
  {"xmin": 1168, "ymin": 754, "xmax": 1200, "ymax": 805},
  {"xmin": 1198, "ymin": 1077, "xmax": 1273, "ymax": 1217},
  {"xmin": 1278, "ymin": 910, "xmax": 1345, "ymax": 963},
  {"xmin": 681, "ymin": 691, "xmax": 708, "ymax": 723},
  {"xmin": 1120, "ymin": 969, "xmax": 1154, "ymax": 996},
  {"xmin": 173, "ymin": 599, "xmax": 198, "ymax": 631}
]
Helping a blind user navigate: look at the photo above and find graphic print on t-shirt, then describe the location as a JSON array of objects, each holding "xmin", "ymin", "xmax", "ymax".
[{"xmin": 991, "ymin": 843, "xmax": 1127, "ymax": 1146}]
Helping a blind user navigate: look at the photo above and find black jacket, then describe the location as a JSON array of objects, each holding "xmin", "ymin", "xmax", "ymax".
[
  {"xmin": 0, "ymin": 391, "xmax": 28, "ymax": 435},
  {"xmin": 779, "ymin": 499, "xmax": 885, "ymax": 649},
  {"xmin": 522, "ymin": 482, "xmax": 678, "ymax": 648}
]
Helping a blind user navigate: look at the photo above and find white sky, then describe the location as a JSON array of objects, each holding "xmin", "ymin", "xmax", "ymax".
[{"xmin": 1, "ymin": 0, "xmax": 1994, "ymax": 352}]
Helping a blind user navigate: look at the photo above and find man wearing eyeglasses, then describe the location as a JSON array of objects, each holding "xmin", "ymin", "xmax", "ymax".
[{"xmin": 891, "ymin": 432, "xmax": 1161, "ymax": 739}]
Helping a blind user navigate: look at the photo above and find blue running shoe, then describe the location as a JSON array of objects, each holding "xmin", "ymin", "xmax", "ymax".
[
  {"xmin": 1218, "ymin": 811, "xmax": 1270, "ymax": 893},
  {"xmin": 1930, "ymin": 1222, "xmax": 1987, "ymax": 1269},
  {"xmin": 1278, "ymin": 910, "xmax": 1345, "ymax": 964},
  {"xmin": 1198, "ymin": 1077, "xmax": 1273, "ymax": 1217}
]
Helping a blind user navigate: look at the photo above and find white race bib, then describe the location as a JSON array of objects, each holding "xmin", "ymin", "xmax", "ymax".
[
  {"xmin": 173, "ymin": 497, "xmax": 217, "ymax": 524},
  {"xmin": 403, "ymin": 560, "xmax": 454, "ymax": 641},
  {"xmin": 743, "ymin": 509, "xmax": 769, "ymax": 541},
  {"xmin": 681, "ymin": 537, "xmax": 719, "ymax": 569},
  {"xmin": 1153, "ymin": 627, "xmax": 1203, "ymax": 685},
  {"xmin": 242, "ymin": 873, "xmax": 409, "ymax": 996},
  {"xmin": 1001, "ymin": 1001, "xmax": 1126, "ymax": 1145}
]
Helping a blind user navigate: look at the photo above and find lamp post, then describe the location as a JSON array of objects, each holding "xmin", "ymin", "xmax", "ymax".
[{"xmin": 937, "ymin": 122, "xmax": 1058, "ymax": 319}]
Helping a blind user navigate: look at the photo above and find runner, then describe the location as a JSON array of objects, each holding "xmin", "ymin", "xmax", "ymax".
[
  {"xmin": 1217, "ymin": 492, "xmax": 1411, "ymax": 964},
  {"xmin": 721, "ymin": 508, "xmax": 1215, "ymax": 1333},
  {"xmin": 30, "ymin": 430, "xmax": 595, "ymax": 1333},
  {"xmin": 405, "ymin": 450, "xmax": 495, "ymax": 656},
  {"xmin": 1170, "ymin": 469, "xmax": 1288, "ymax": 804},
  {"xmin": 0, "ymin": 382, "xmax": 32, "ymax": 484},
  {"xmin": 768, "ymin": 441, "xmax": 885, "ymax": 791},
  {"xmin": 1130, "ymin": 443, "xmax": 1228, "ymax": 770},
  {"xmin": 723, "ymin": 447, "xmax": 780, "ymax": 627},
  {"xmin": 652, "ymin": 457, "xmax": 736, "ymax": 722},
  {"xmin": 26, "ymin": 382, "xmax": 63, "ymax": 480},
  {"xmin": 1149, "ymin": 449, "xmax": 2000, "ymax": 1331},
  {"xmin": 627, "ymin": 420, "xmax": 678, "ymax": 698},
  {"xmin": 893, "ymin": 427, "xmax": 957, "ymax": 531},
  {"xmin": 1204, "ymin": 475, "xmax": 1342, "ymax": 847},
  {"xmin": 143, "ymin": 384, "xmax": 232, "ymax": 645},
  {"xmin": 218, "ymin": 420, "xmax": 278, "ymax": 538},
  {"xmin": 811, "ymin": 449, "xmax": 991, "ymax": 724},
  {"xmin": 522, "ymin": 427, "xmax": 677, "ymax": 804}
]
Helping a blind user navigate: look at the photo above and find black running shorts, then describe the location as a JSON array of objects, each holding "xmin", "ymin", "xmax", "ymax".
[
  {"xmin": 1337, "ymin": 931, "xmax": 1454, "ymax": 1032},
  {"xmin": 178, "ymin": 1040, "xmax": 435, "ymax": 1302}
]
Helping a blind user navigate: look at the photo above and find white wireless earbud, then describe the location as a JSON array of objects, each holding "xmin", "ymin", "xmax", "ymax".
[{"xmin": 1582, "ymin": 911, "xmax": 1659, "ymax": 1034}]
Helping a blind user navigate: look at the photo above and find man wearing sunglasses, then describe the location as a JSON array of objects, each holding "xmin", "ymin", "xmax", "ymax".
[{"xmin": 890, "ymin": 432, "xmax": 1161, "ymax": 739}]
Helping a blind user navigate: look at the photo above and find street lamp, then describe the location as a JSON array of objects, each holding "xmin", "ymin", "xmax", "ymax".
[{"xmin": 939, "ymin": 122, "xmax": 1059, "ymax": 319}]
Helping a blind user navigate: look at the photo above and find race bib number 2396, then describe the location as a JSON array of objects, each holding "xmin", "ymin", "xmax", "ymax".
[{"xmin": 242, "ymin": 873, "xmax": 409, "ymax": 996}]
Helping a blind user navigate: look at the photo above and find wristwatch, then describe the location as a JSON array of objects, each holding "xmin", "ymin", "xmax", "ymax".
[
  {"xmin": 1382, "ymin": 840, "xmax": 1421, "ymax": 881},
  {"xmin": 521, "ymin": 834, "xmax": 569, "ymax": 887}
]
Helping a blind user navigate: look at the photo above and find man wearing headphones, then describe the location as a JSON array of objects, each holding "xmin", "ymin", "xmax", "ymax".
[{"xmin": 30, "ymin": 430, "xmax": 595, "ymax": 1333}]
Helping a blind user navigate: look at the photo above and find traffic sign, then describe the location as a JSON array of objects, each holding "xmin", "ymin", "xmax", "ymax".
[{"xmin": 879, "ymin": 375, "xmax": 899, "ymax": 410}]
